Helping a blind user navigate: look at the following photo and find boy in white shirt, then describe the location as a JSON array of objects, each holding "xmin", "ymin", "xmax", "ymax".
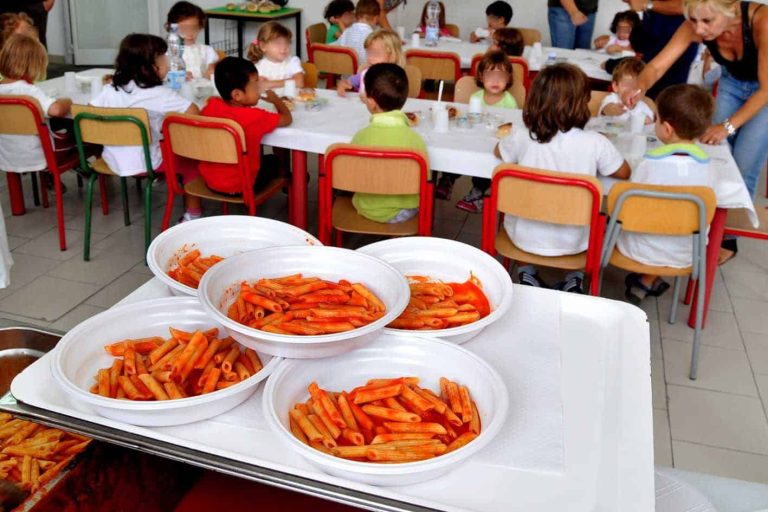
[
  {"xmin": 495, "ymin": 64, "xmax": 630, "ymax": 293},
  {"xmin": 618, "ymin": 84, "xmax": 717, "ymax": 305},
  {"xmin": 599, "ymin": 57, "xmax": 655, "ymax": 125},
  {"xmin": 334, "ymin": 0, "xmax": 381, "ymax": 63}
]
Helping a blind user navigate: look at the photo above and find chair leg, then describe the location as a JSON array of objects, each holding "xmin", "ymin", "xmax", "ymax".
[
  {"xmin": 135, "ymin": 177, "xmax": 143, "ymax": 199},
  {"xmin": 120, "ymin": 177, "xmax": 131, "ymax": 226},
  {"xmin": 83, "ymin": 174, "xmax": 98, "ymax": 261},
  {"xmin": 161, "ymin": 189, "xmax": 176, "ymax": 232},
  {"xmin": 143, "ymin": 178, "xmax": 153, "ymax": 263},
  {"xmin": 502, "ymin": 257, "xmax": 511, "ymax": 270},
  {"xmin": 335, "ymin": 230, "xmax": 343, "ymax": 248},
  {"xmin": 6, "ymin": 173, "xmax": 25, "ymax": 215},
  {"xmin": 30, "ymin": 173, "xmax": 40, "ymax": 207},
  {"xmin": 689, "ymin": 276, "xmax": 706, "ymax": 380},
  {"xmin": 39, "ymin": 173, "xmax": 49, "ymax": 209},
  {"xmin": 76, "ymin": 174, "xmax": 83, "ymax": 189},
  {"xmin": 98, "ymin": 175, "xmax": 109, "ymax": 215},
  {"xmin": 669, "ymin": 276, "xmax": 682, "ymax": 324},
  {"xmin": 683, "ymin": 277, "xmax": 694, "ymax": 305},
  {"xmin": 221, "ymin": 203, "xmax": 229, "ymax": 215}
]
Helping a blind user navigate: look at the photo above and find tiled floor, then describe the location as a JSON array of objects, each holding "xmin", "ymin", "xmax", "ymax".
[{"xmin": 2, "ymin": 148, "xmax": 768, "ymax": 485}]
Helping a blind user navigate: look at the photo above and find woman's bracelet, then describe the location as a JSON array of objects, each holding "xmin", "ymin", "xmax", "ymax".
[{"xmin": 722, "ymin": 118, "xmax": 737, "ymax": 135}]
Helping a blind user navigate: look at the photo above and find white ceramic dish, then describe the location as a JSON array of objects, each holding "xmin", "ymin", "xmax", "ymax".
[
  {"xmin": 263, "ymin": 333, "xmax": 509, "ymax": 486},
  {"xmin": 51, "ymin": 297, "xmax": 280, "ymax": 427},
  {"xmin": 197, "ymin": 246, "xmax": 410, "ymax": 359},
  {"xmin": 147, "ymin": 216, "xmax": 321, "ymax": 297},
  {"xmin": 357, "ymin": 237, "xmax": 513, "ymax": 344}
]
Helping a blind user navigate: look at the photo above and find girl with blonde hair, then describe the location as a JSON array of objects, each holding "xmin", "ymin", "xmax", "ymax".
[
  {"xmin": 247, "ymin": 21, "xmax": 304, "ymax": 90},
  {"xmin": 337, "ymin": 29, "xmax": 405, "ymax": 96}
]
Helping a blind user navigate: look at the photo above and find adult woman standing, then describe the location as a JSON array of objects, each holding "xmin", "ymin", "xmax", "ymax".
[{"xmin": 548, "ymin": 0, "xmax": 599, "ymax": 49}]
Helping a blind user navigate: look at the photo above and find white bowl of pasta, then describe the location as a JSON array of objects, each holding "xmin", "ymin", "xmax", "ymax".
[
  {"xmin": 356, "ymin": 237, "xmax": 514, "ymax": 344},
  {"xmin": 263, "ymin": 333, "xmax": 509, "ymax": 486},
  {"xmin": 197, "ymin": 245, "xmax": 411, "ymax": 359},
  {"xmin": 146, "ymin": 216, "xmax": 321, "ymax": 297},
  {"xmin": 51, "ymin": 297, "xmax": 280, "ymax": 427}
]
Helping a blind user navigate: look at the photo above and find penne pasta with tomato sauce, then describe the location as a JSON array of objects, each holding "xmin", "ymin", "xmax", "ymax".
[
  {"xmin": 227, "ymin": 274, "xmax": 387, "ymax": 335},
  {"xmin": 288, "ymin": 377, "xmax": 481, "ymax": 463},
  {"xmin": 388, "ymin": 275, "xmax": 491, "ymax": 330},
  {"xmin": 167, "ymin": 248, "xmax": 225, "ymax": 289},
  {"xmin": 89, "ymin": 327, "xmax": 263, "ymax": 401}
]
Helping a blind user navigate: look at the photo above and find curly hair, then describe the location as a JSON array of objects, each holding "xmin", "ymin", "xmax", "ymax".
[{"xmin": 523, "ymin": 63, "xmax": 591, "ymax": 144}]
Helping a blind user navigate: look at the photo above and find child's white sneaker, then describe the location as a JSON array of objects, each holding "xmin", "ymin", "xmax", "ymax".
[{"xmin": 177, "ymin": 212, "xmax": 201, "ymax": 224}]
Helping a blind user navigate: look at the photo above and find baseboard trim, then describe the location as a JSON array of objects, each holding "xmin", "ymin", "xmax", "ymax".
[{"xmin": 48, "ymin": 55, "xmax": 66, "ymax": 64}]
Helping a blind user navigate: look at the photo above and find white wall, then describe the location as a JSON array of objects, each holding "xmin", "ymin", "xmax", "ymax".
[{"xmin": 45, "ymin": 0, "xmax": 68, "ymax": 60}]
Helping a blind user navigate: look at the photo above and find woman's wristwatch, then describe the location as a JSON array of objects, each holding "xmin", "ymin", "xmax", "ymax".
[
  {"xmin": 722, "ymin": 118, "xmax": 737, "ymax": 135},
  {"xmin": 645, "ymin": 1, "xmax": 654, "ymax": 11}
]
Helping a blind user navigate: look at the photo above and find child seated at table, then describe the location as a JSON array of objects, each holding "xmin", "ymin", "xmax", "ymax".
[
  {"xmin": 247, "ymin": 21, "xmax": 304, "ymax": 90},
  {"xmin": 618, "ymin": 84, "xmax": 717, "ymax": 304},
  {"xmin": 350, "ymin": 63, "xmax": 427, "ymax": 224},
  {"xmin": 337, "ymin": 29, "xmax": 404, "ymax": 96},
  {"xmin": 166, "ymin": 1, "xmax": 218, "ymax": 79},
  {"xmin": 0, "ymin": 34, "xmax": 73, "ymax": 174},
  {"xmin": 594, "ymin": 10, "xmax": 640, "ymax": 55},
  {"xmin": 0, "ymin": 12, "xmax": 37, "ymax": 48},
  {"xmin": 490, "ymin": 27, "xmax": 524, "ymax": 57},
  {"xmin": 90, "ymin": 34, "xmax": 200, "ymax": 218},
  {"xmin": 494, "ymin": 63, "xmax": 630, "ymax": 292},
  {"xmin": 599, "ymin": 57, "xmax": 655, "ymax": 125},
  {"xmin": 334, "ymin": 0, "xmax": 381, "ymax": 62},
  {"xmin": 470, "ymin": 1, "xmax": 513, "ymax": 43},
  {"xmin": 199, "ymin": 57, "xmax": 292, "ymax": 200},
  {"xmin": 455, "ymin": 51, "xmax": 518, "ymax": 214},
  {"xmin": 415, "ymin": 1, "xmax": 451, "ymax": 38},
  {"xmin": 324, "ymin": 0, "xmax": 356, "ymax": 43}
]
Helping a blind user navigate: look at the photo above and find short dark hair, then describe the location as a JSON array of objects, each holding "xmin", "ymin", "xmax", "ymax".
[
  {"xmin": 656, "ymin": 84, "xmax": 714, "ymax": 140},
  {"xmin": 356, "ymin": 0, "xmax": 381, "ymax": 19},
  {"xmin": 486, "ymin": 1, "xmax": 513, "ymax": 25},
  {"xmin": 610, "ymin": 10, "xmax": 640, "ymax": 34},
  {"xmin": 492, "ymin": 27, "xmax": 524, "ymax": 56},
  {"xmin": 324, "ymin": 0, "xmax": 355, "ymax": 21},
  {"xmin": 113, "ymin": 34, "xmax": 168, "ymax": 90},
  {"xmin": 476, "ymin": 50, "xmax": 514, "ymax": 90},
  {"xmin": 167, "ymin": 1, "xmax": 206, "ymax": 28},
  {"xmin": 523, "ymin": 63, "xmax": 590, "ymax": 144},
  {"xmin": 611, "ymin": 56, "xmax": 645, "ymax": 83},
  {"xmin": 364, "ymin": 63, "xmax": 408, "ymax": 112},
  {"xmin": 214, "ymin": 56, "xmax": 258, "ymax": 100}
]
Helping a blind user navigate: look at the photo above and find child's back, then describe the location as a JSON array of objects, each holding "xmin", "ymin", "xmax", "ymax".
[{"xmin": 335, "ymin": 0, "xmax": 380, "ymax": 62}]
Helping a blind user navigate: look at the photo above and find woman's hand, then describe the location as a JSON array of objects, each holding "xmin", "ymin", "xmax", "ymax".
[
  {"xmin": 602, "ymin": 103, "xmax": 627, "ymax": 116},
  {"xmin": 700, "ymin": 123, "xmax": 729, "ymax": 145},
  {"xmin": 569, "ymin": 10, "xmax": 588, "ymax": 26}
]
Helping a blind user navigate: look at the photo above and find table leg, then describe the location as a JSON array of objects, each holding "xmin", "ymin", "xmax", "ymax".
[
  {"xmin": 237, "ymin": 20, "xmax": 244, "ymax": 58},
  {"xmin": 204, "ymin": 20, "xmax": 210, "ymax": 45},
  {"xmin": 687, "ymin": 207, "xmax": 726, "ymax": 329},
  {"xmin": 291, "ymin": 150, "xmax": 308, "ymax": 230},
  {"xmin": 295, "ymin": 12, "xmax": 302, "ymax": 58},
  {"xmin": 6, "ymin": 173, "xmax": 25, "ymax": 216}
]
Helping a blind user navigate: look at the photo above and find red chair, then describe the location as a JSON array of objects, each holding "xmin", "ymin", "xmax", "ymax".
[
  {"xmin": 318, "ymin": 143, "xmax": 433, "ymax": 246},
  {"xmin": 160, "ymin": 113, "xmax": 287, "ymax": 230},
  {"xmin": 0, "ymin": 95, "xmax": 78, "ymax": 251},
  {"xmin": 405, "ymin": 49, "xmax": 462, "ymax": 98},
  {"xmin": 469, "ymin": 54, "xmax": 531, "ymax": 98},
  {"xmin": 307, "ymin": 44, "xmax": 358, "ymax": 88},
  {"xmin": 481, "ymin": 165, "xmax": 605, "ymax": 295}
]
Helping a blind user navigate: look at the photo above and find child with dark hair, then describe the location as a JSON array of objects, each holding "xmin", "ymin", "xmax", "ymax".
[
  {"xmin": 350, "ymin": 63, "xmax": 428, "ymax": 224},
  {"xmin": 166, "ymin": 1, "xmax": 218, "ymax": 79},
  {"xmin": 599, "ymin": 57, "xmax": 655, "ymax": 124},
  {"xmin": 490, "ymin": 27, "xmax": 524, "ymax": 57},
  {"xmin": 92, "ymin": 34, "xmax": 198, "ymax": 178},
  {"xmin": 594, "ymin": 10, "xmax": 641, "ymax": 54},
  {"xmin": 494, "ymin": 64, "xmax": 630, "ymax": 292},
  {"xmin": 470, "ymin": 1, "xmax": 513, "ymax": 43},
  {"xmin": 200, "ymin": 56, "xmax": 292, "ymax": 199},
  {"xmin": 416, "ymin": 1, "xmax": 451, "ymax": 38},
  {"xmin": 324, "ymin": 0, "xmax": 356, "ymax": 43},
  {"xmin": 335, "ymin": 0, "xmax": 381, "ymax": 62},
  {"xmin": 619, "ymin": 84, "xmax": 717, "ymax": 304}
]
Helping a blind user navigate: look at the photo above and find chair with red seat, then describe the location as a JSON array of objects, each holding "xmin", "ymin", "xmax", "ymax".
[
  {"xmin": 481, "ymin": 164, "xmax": 605, "ymax": 295},
  {"xmin": 0, "ymin": 95, "xmax": 78, "ymax": 251},
  {"xmin": 317, "ymin": 143, "xmax": 434, "ymax": 246},
  {"xmin": 160, "ymin": 113, "xmax": 288, "ymax": 231}
]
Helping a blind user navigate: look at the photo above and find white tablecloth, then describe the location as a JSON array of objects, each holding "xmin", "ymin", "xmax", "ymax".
[
  {"xmin": 403, "ymin": 38, "xmax": 490, "ymax": 68},
  {"xmin": 524, "ymin": 46, "xmax": 613, "ymax": 82}
]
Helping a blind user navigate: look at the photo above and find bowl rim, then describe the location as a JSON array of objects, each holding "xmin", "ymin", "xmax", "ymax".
[
  {"xmin": 356, "ymin": 236, "xmax": 514, "ymax": 337},
  {"xmin": 146, "ymin": 215, "xmax": 322, "ymax": 297},
  {"xmin": 51, "ymin": 296, "xmax": 282, "ymax": 411},
  {"xmin": 197, "ymin": 245, "xmax": 411, "ymax": 346},
  {"xmin": 262, "ymin": 334, "xmax": 510, "ymax": 475}
]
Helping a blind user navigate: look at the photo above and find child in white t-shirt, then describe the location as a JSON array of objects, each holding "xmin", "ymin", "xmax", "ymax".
[
  {"xmin": 494, "ymin": 64, "xmax": 630, "ymax": 293},
  {"xmin": 91, "ymin": 34, "xmax": 199, "ymax": 178},
  {"xmin": 618, "ymin": 84, "xmax": 717, "ymax": 305},
  {"xmin": 594, "ymin": 10, "xmax": 640, "ymax": 55},
  {"xmin": 0, "ymin": 34, "xmax": 73, "ymax": 173},
  {"xmin": 599, "ymin": 57, "xmax": 655, "ymax": 124},
  {"xmin": 166, "ymin": 1, "xmax": 219, "ymax": 79},
  {"xmin": 334, "ymin": 0, "xmax": 381, "ymax": 63},
  {"xmin": 247, "ymin": 21, "xmax": 304, "ymax": 90}
]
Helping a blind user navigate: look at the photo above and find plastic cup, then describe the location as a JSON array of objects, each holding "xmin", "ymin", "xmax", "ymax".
[
  {"xmin": 411, "ymin": 33, "xmax": 420, "ymax": 48},
  {"xmin": 433, "ymin": 108, "xmax": 449, "ymax": 133},
  {"xmin": 284, "ymin": 79, "xmax": 297, "ymax": 97},
  {"xmin": 469, "ymin": 95, "xmax": 483, "ymax": 114},
  {"xmin": 629, "ymin": 111, "xmax": 645, "ymax": 134},
  {"xmin": 64, "ymin": 72, "xmax": 77, "ymax": 92}
]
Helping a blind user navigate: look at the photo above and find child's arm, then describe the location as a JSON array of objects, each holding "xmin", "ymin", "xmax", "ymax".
[
  {"xmin": 611, "ymin": 161, "xmax": 632, "ymax": 180},
  {"xmin": 204, "ymin": 62, "xmax": 216, "ymax": 79},
  {"xmin": 264, "ymin": 89, "xmax": 292, "ymax": 127},
  {"xmin": 594, "ymin": 35, "xmax": 609, "ymax": 49},
  {"xmin": 337, "ymin": 78, "xmax": 353, "ymax": 97},
  {"xmin": 606, "ymin": 44, "xmax": 626, "ymax": 55},
  {"xmin": 185, "ymin": 103, "xmax": 200, "ymax": 115},
  {"xmin": 47, "ymin": 98, "xmax": 72, "ymax": 118}
]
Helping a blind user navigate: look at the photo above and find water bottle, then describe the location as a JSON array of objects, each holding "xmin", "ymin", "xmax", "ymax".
[
  {"xmin": 166, "ymin": 23, "xmax": 186, "ymax": 92},
  {"xmin": 546, "ymin": 51, "xmax": 557, "ymax": 66},
  {"xmin": 425, "ymin": 0, "xmax": 440, "ymax": 47}
]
